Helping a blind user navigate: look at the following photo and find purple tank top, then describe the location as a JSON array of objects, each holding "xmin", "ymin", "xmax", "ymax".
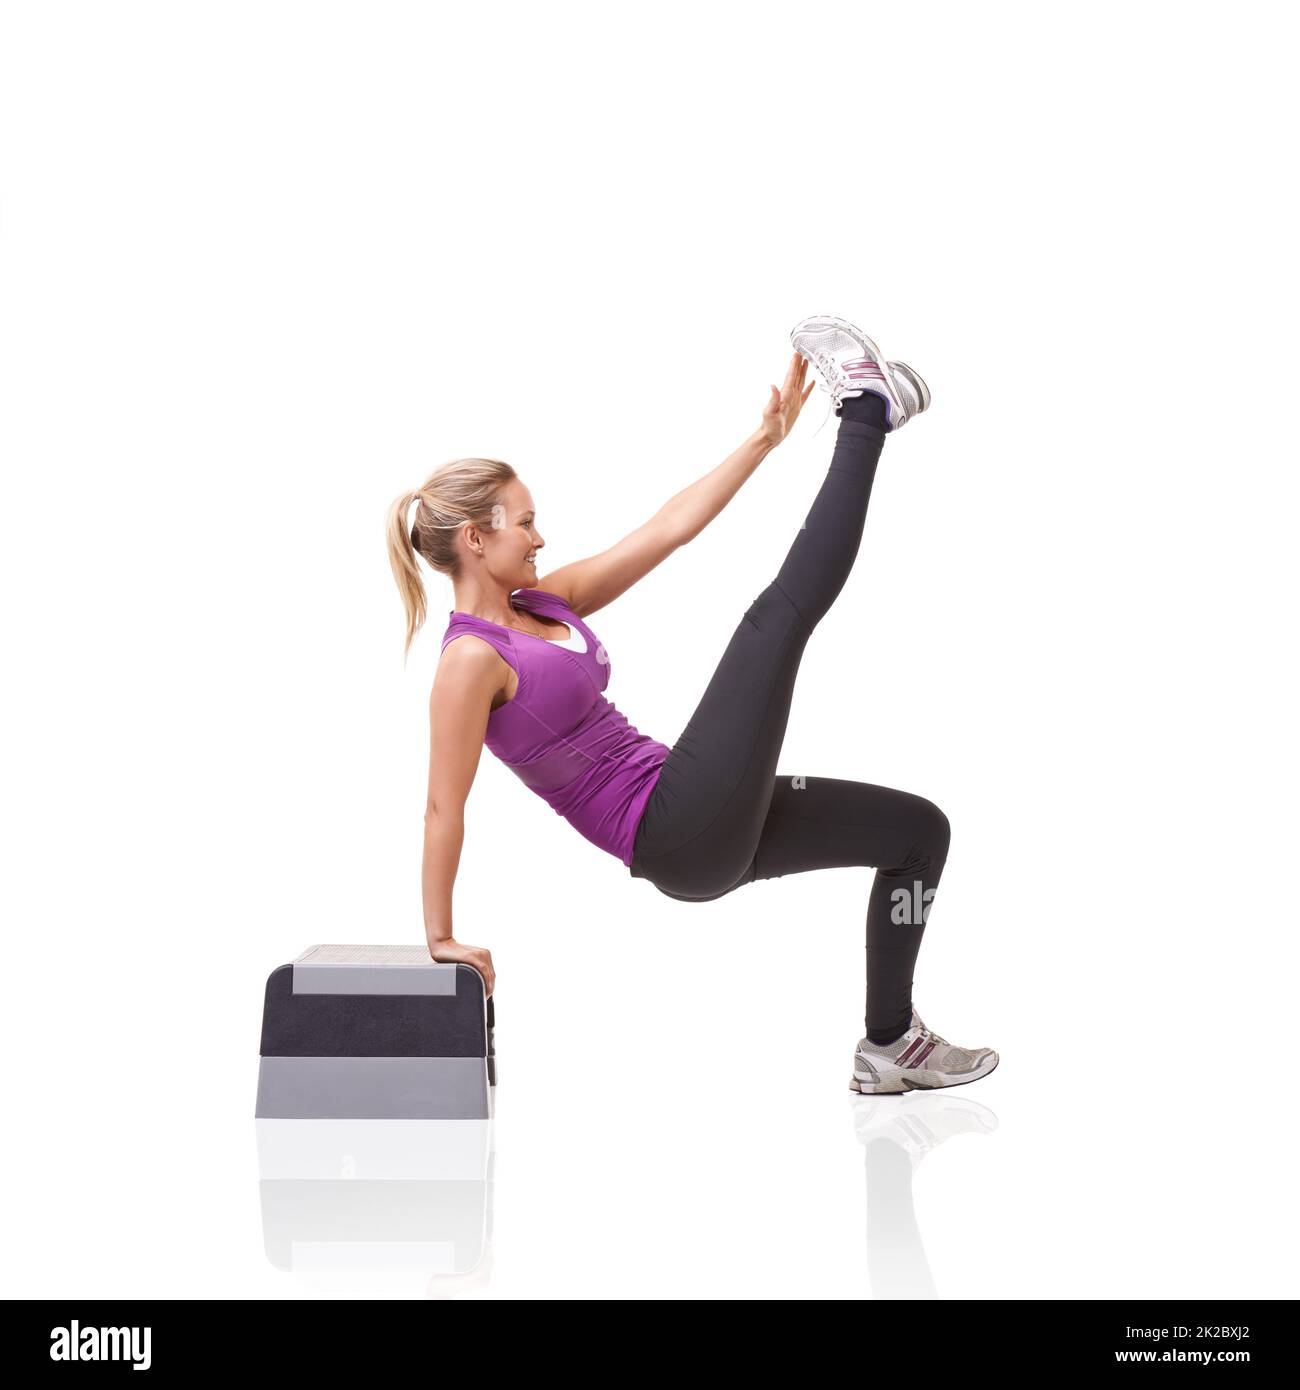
[{"xmin": 440, "ymin": 588, "xmax": 670, "ymax": 867}]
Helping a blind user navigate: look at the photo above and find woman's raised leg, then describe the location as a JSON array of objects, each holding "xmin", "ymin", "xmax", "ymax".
[{"xmin": 630, "ymin": 397, "xmax": 890, "ymax": 898}]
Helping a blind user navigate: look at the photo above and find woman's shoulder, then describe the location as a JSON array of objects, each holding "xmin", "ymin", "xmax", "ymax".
[
  {"xmin": 437, "ymin": 631, "xmax": 516, "ymax": 702},
  {"xmin": 434, "ymin": 633, "xmax": 514, "ymax": 717},
  {"xmin": 439, "ymin": 621, "xmax": 513, "ymax": 658}
]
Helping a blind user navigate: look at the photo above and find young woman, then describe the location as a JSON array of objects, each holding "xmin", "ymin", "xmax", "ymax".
[{"xmin": 386, "ymin": 315, "xmax": 998, "ymax": 1094}]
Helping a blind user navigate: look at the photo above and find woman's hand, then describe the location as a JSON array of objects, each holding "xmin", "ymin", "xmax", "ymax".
[
  {"xmin": 427, "ymin": 936, "xmax": 495, "ymax": 998},
  {"xmin": 759, "ymin": 351, "xmax": 816, "ymax": 446}
]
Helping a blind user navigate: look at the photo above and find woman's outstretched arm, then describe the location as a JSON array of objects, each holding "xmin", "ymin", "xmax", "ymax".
[{"xmin": 535, "ymin": 353, "xmax": 814, "ymax": 619}]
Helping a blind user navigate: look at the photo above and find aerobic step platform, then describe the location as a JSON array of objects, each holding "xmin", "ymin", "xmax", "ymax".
[{"xmin": 256, "ymin": 945, "xmax": 496, "ymax": 1119}]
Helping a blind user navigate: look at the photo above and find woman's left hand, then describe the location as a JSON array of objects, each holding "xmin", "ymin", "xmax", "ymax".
[{"xmin": 759, "ymin": 352, "xmax": 816, "ymax": 446}]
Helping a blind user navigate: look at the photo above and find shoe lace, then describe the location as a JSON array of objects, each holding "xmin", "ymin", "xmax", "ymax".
[
  {"xmin": 913, "ymin": 1013, "xmax": 951, "ymax": 1048},
  {"xmin": 809, "ymin": 390, "xmax": 835, "ymax": 439},
  {"xmin": 792, "ymin": 345, "xmax": 841, "ymax": 440},
  {"xmin": 923, "ymin": 1025, "xmax": 951, "ymax": 1047}
]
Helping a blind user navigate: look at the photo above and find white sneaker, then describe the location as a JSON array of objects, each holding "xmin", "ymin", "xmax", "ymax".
[
  {"xmin": 789, "ymin": 314, "xmax": 929, "ymax": 431},
  {"xmin": 850, "ymin": 1006, "xmax": 999, "ymax": 1094}
]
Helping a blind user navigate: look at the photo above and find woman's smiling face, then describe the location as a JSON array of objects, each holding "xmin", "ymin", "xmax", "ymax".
[{"xmin": 483, "ymin": 477, "xmax": 544, "ymax": 585}]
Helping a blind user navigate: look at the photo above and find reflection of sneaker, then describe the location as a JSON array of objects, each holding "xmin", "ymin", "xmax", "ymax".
[
  {"xmin": 850, "ymin": 1095, "xmax": 999, "ymax": 1178},
  {"xmin": 849, "ymin": 1007, "xmax": 999, "ymax": 1094},
  {"xmin": 789, "ymin": 314, "xmax": 923, "ymax": 430}
]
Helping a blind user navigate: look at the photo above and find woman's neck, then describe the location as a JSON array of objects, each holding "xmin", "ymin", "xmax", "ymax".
[{"xmin": 453, "ymin": 582, "xmax": 523, "ymax": 627}]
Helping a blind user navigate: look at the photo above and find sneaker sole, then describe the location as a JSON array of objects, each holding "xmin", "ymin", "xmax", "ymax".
[
  {"xmin": 889, "ymin": 359, "xmax": 931, "ymax": 415},
  {"xmin": 849, "ymin": 1053, "xmax": 999, "ymax": 1095},
  {"xmin": 791, "ymin": 313, "xmax": 909, "ymax": 425}
]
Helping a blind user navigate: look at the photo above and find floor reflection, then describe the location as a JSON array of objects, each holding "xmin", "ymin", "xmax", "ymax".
[
  {"xmin": 255, "ymin": 1094, "xmax": 997, "ymax": 1298},
  {"xmin": 255, "ymin": 1118, "xmax": 495, "ymax": 1297},
  {"xmin": 849, "ymin": 1093, "xmax": 1000, "ymax": 1299}
]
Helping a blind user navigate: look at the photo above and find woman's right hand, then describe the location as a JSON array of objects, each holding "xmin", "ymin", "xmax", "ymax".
[
  {"xmin": 759, "ymin": 351, "xmax": 816, "ymax": 446},
  {"xmin": 427, "ymin": 936, "xmax": 495, "ymax": 998}
]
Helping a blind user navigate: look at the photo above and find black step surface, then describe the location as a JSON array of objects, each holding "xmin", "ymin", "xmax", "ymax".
[{"xmin": 259, "ymin": 962, "xmax": 489, "ymax": 1058}]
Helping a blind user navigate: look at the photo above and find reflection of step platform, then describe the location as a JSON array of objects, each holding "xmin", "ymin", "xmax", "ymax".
[
  {"xmin": 256, "ymin": 945, "xmax": 496, "ymax": 1119},
  {"xmin": 256, "ymin": 1120, "xmax": 495, "ymax": 1289}
]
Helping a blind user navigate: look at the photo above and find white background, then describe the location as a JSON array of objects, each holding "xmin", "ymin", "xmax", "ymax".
[{"xmin": 2, "ymin": 0, "xmax": 1297, "ymax": 1300}]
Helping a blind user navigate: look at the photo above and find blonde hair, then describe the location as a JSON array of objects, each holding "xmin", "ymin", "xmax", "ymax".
[{"xmin": 385, "ymin": 457, "xmax": 518, "ymax": 661}]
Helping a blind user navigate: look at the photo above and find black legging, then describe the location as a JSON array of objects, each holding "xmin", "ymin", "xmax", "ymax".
[{"xmin": 629, "ymin": 406, "xmax": 950, "ymax": 1044}]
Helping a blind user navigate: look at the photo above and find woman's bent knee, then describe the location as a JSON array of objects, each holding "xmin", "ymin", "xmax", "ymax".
[
  {"xmin": 923, "ymin": 800, "xmax": 956, "ymax": 861},
  {"xmin": 917, "ymin": 798, "xmax": 951, "ymax": 864},
  {"xmin": 889, "ymin": 796, "xmax": 950, "ymax": 873}
]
